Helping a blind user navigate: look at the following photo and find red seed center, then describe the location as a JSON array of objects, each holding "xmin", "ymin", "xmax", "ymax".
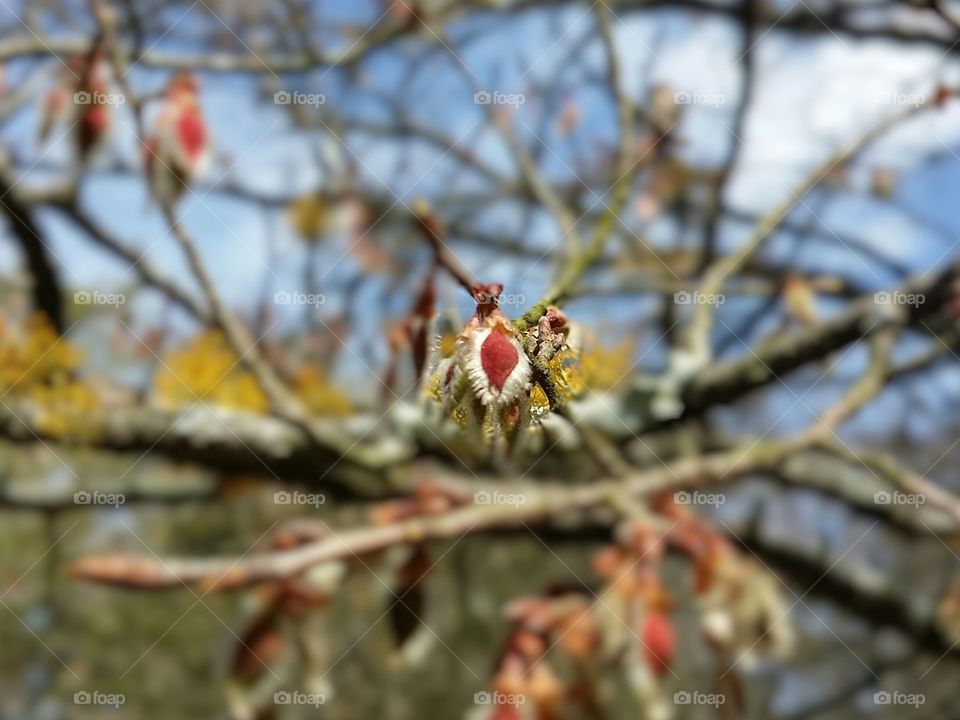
[
  {"xmin": 177, "ymin": 110, "xmax": 207, "ymax": 160},
  {"xmin": 480, "ymin": 329, "xmax": 519, "ymax": 392}
]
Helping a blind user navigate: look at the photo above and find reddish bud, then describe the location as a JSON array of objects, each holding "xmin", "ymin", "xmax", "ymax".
[{"xmin": 642, "ymin": 612, "xmax": 676, "ymax": 677}]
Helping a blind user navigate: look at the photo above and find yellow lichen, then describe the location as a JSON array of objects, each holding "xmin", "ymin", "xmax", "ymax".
[
  {"xmin": 0, "ymin": 312, "xmax": 98, "ymax": 438},
  {"xmin": 153, "ymin": 330, "xmax": 351, "ymax": 416},
  {"xmin": 530, "ymin": 350, "xmax": 584, "ymax": 417},
  {"xmin": 153, "ymin": 331, "xmax": 270, "ymax": 413},
  {"xmin": 293, "ymin": 366, "xmax": 352, "ymax": 416},
  {"xmin": 579, "ymin": 341, "xmax": 634, "ymax": 391},
  {"xmin": 287, "ymin": 193, "xmax": 332, "ymax": 242}
]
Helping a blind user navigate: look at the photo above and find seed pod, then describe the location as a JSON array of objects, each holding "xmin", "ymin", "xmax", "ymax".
[{"xmin": 641, "ymin": 612, "xmax": 675, "ymax": 677}]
